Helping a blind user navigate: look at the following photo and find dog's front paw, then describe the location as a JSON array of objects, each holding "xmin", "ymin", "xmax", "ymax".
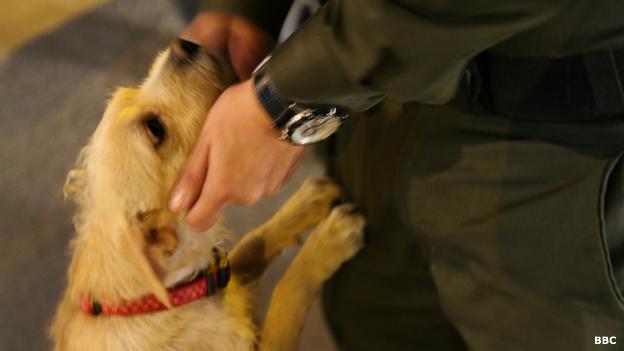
[
  {"xmin": 302, "ymin": 204, "xmax": 365, "ymax": 281},
  {"xmin": 272, "ymin": 177, "xmax": 343, "ymax": 232}
]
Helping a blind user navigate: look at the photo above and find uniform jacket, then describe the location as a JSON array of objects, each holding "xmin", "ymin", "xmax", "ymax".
[{"xmin": 202, "ymin": 0, "xmax": 624, "ymax": 111}]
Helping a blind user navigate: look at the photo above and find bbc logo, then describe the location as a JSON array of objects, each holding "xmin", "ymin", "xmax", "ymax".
[{"xmin": 595, "ymin": 336, "xmax": 617, "ymax": 345}]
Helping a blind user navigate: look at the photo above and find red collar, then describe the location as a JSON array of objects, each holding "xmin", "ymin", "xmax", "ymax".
[{"xmin": 80, "ymin": 260, "xmax": 230, "ymax": 317}]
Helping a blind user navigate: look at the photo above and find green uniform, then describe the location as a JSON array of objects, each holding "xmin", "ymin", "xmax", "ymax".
[{"xmin": 203, "ymin": 1, "xmax": 624, "ymax": 349}]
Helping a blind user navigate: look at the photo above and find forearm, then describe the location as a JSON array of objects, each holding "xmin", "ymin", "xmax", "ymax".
[{"xmin": 265, "ymin": 0, "xmax": 571, "ymax": 112}]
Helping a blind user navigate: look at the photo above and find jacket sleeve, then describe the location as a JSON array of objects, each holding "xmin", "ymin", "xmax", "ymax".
[
  {"xmin": 264, "ymin": 0, "xmax": 571, "ymax": 111},
  {"xmin": 201, "ymin": 0, "xmax": 294, "ymax": 40}
]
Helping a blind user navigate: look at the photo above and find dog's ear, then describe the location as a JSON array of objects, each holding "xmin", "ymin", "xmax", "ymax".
[
  {"xmin": 122, "ymin": 222, "xmax": 173, "ymax": 309},
  {"xmin": 67, "ymin": 214, "xmax": 175, "ymax": 308},
  {"xmin": 125, "ymin": 210, "xmax": 179, "ymax": 308}
]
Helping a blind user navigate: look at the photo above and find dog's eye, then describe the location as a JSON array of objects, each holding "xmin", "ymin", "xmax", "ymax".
[{"xmin": 143, "ymin": 114, "xmax": 165, "ymax": 148}]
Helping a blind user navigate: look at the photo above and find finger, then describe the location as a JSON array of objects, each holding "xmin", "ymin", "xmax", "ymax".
[
  {"xmin": 169, "ymin": 132, "xmax": 211, "ymax": 212},
  {"xmin": 228, "ymin": 19, "xmax": 273, "ymax": 80},
  {"xmin": 185, "ymin": 199, "xmax": 228, "ymax": 231},
  {"xmin": 228, "ymin": 36, "xmax": 260, "ymax": 80},
  {"xmin": 238, "ymin": 185, "xmax": 265, "ymax": 206},
  {"xmin": 180, "ymin": 12, "xmax": 231, "ymax": 56},
  {"xmin": 185, "ymin": 168, "xmax": 231, "ymax": 230}
]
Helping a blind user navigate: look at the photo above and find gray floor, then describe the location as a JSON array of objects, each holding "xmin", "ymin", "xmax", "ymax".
[{"xmin": 0, "ymin": 1, "xmax": 336, "ymax": 350}]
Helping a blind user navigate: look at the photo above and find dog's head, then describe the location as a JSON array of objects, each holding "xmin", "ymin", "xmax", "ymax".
[{"xmin": 65, "ymin": 39, "xmax": 234, "ymax": 306}]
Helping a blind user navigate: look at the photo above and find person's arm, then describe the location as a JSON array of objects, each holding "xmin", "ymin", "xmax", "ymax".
[
  {"xmin": 171, "ymin": 0, "xmax": 573, "ymax": 230},
  {"xmin": 264, "ymin": 0, "xmax": 572, "ymax": 112},
  {"xmin": 169, "ymin": 2, "xmax": 301, "ymax": 230}
]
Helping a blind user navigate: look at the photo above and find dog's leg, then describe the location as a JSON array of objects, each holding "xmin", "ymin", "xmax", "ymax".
[
  {"xmin": 229, "ymin": 177, "xmax": 342, "ymax": 284},
  {"xmin": 259, "ymin": 204, "xmax": 365, "ymax": 351}
]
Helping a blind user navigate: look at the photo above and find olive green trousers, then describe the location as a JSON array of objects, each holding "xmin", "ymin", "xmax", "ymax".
[{"xmin": 321, "ymin": 101, "xmax": 624, "ymax": 351}]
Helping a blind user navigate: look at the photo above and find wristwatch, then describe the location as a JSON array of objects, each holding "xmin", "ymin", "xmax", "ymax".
[{"xmin": 252, "ymin": 56, "xmax": 349, "ymax": 145}]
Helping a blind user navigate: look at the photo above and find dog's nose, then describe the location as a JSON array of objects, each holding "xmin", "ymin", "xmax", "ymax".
[{"xmin": 171, "ymin": 38, "xmax": 200, "ymax": 62}]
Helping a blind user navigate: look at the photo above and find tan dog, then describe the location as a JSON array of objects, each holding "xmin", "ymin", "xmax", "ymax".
[{"xmin": 49, "ymin": 39, "xmax": 364, "ymax": 351}]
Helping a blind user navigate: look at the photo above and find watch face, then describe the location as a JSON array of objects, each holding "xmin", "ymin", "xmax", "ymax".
[{"xmin": 290, "ymin": 115, "xmax": 342, "ymax": 145}]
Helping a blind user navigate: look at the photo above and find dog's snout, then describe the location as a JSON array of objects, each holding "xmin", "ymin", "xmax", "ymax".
[{"xmin": 171, "ymin": 38, "xmax": 200, "ymax": 62}]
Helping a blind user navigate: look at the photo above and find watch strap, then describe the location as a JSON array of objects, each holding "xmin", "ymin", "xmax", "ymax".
[
  {"xmin": 253, "ymin": 66, "xmax": 294, "ymax": 129},
  {"xmin": 252, "ymin": 55, "xmax": 350, "ymax": 145}
]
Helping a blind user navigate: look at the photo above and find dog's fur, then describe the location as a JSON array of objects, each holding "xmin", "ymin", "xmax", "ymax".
[{"xmin": 49, "ymin": 43, "xmax": 364, "ymax": 351}]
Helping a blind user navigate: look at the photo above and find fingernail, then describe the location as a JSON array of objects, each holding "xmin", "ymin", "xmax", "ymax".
[{"xmin": 169, "ymin": 188, "xmax": 186, "ymax": 212}]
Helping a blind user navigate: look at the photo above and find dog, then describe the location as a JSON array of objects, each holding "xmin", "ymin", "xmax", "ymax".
[{"xmin": 49, "ymin": 38, "xmax": 364, "ymax": 351}]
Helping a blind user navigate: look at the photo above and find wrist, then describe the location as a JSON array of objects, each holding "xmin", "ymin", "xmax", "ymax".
[
  {"xmin": 252, "ymin": 56, "xmax": 349, "ymax": 145},
  {"xmin": 241, "ymin": 79, "xmax": 277, "ymax": 133},
  {"xmin": 252, "ymin": 56, "xmax": 294, "ymax": 129}
]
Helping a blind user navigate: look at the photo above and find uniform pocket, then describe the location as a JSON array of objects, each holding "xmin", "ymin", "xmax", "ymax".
[{"xmin": 600, "ymin": 153, "xmax": 624, "ymax": 307}]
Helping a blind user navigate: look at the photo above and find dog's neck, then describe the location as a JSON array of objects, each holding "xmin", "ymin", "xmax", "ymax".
[
  {"xmin": 65, "ymin": 216, "xmax": 227, "ymax": 309},
  {"xmin": 66, "ymin": 219, "xmax": 162, "ymax": 306}
]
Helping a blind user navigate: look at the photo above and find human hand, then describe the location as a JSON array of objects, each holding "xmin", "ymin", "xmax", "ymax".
[
  {"xmin": 169, "ymin": 80, "xmax": 305, "ymax": 230},
  {"xmin": 181, "ymin": 11, "xmax": 273, "ymax": 80}
]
